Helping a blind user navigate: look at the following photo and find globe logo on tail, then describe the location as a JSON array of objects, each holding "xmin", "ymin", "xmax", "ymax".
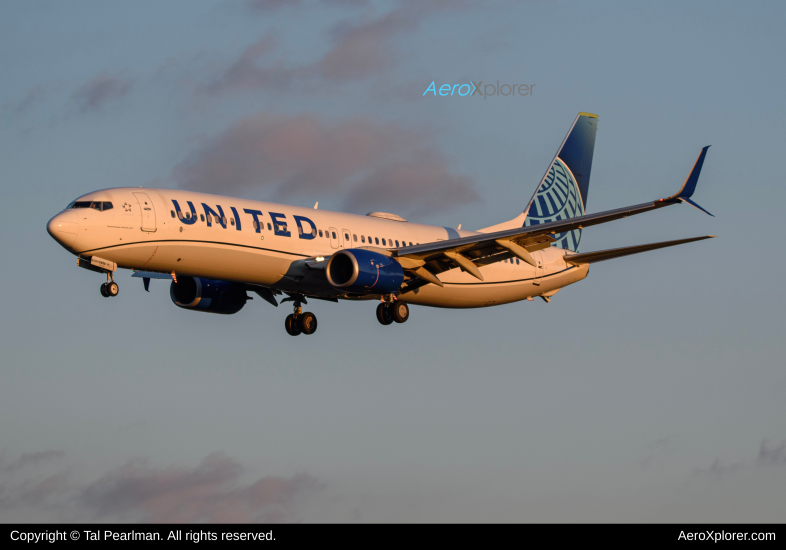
[{"xmin": 524, "ymin": 157, "xmax": 584, "ymax": 252}]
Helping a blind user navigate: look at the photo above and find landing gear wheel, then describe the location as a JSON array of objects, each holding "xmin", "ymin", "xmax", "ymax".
[
  {"xmin": 376, "ymin": 303, "xmax": 394, "ymax": 325},
  {"xmin": 299, "ymin": 312, "xmax": 318, "ymax": 335},
  {"xmin": 106, "ymin": 282, "xmax": 119, "ymax": 297},
  {"xmin": 285, "ymin": 314, "xmax": 302, "ymax": 336},
  {"xmin": 392, "ymin": 301, "xmax": 409, "ymax": 323},
  {"xmin": 100, "ymin": 283, "xmax": 110, "ymax": 297}
]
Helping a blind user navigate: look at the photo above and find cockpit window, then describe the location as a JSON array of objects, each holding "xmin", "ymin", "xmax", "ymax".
[{"xmin": 69, "ymin": 201, "xmax": 113, "ymax": 211}]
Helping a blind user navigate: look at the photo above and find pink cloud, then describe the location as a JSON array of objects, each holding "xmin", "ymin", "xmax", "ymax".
[{"xmin": 172, "ymin": 112, "xmax": 479, "ymax": 217}]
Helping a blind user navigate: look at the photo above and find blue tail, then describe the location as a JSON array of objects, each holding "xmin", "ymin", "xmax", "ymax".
[{"xmin": 524, "ymin": 112, "xmax": 598, "ymax": 252}]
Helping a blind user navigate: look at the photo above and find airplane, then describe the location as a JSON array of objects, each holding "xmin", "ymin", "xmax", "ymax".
[{"xmin": 46, "ymin": 112, "xmax": 715, "ymax": 335}]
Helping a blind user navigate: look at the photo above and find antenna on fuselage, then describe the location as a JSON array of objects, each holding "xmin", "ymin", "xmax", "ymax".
[{"xmin": 314, "ymin": 202, "xmax": 318, "ymax": 209}]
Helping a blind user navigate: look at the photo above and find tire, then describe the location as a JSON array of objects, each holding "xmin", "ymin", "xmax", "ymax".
[
  {"xmin": 107, "ymin": 282, "xmax": 119, "ymax": 297},
  {"xmin": 285, "ymin": 314, "xmax": 302, "ymax": 336},
  {"xmin": 376, "ymin": 303, "xmax": 394, "ymax": 325},
  {"xmin": 392, "ymin": 301, "xmax": 409, "ymax": 323},
  {"xmin": 100, "ymin": 283, "xmax": 110, "ymax": 297},
  {"xmin": 299, "ymin": 312, "xmax": 317, "ymax": 335}
]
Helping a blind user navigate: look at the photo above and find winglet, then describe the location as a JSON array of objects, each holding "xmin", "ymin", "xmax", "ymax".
[
  {"xmin": 666, "ymin": 146, "xmax": 713, "ymax": 216},
  {"xmin": 671, "ymin": 146, "xmax": 710, "ymax": 200}
]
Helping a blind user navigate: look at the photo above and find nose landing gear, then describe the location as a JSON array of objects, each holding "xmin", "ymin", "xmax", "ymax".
[
  {"xmin": 100, "ymin": 273, "xmax": 119, "ymax": 297},
  {"xmin": 282, "ymin": 295, "xmax": 317, "ymax": 336}
]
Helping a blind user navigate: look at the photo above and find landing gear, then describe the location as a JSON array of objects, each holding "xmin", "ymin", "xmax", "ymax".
[
  {"xmin": 376, "ymin": 302, "xmax": 394, "ymax": 325},
  {"xmin": 391, "ymin": 301, "xmax": 409, "ymax": 323},
  {"xmin": 285, "ymin": 314, "xmax": 302, "ymax": 336},
  {"xmin": 299, "ymin": 312, "xmax": 318, "ymax": 335},
  {"xmin": 100, "ymin": 274, "xmax": 119, "ymax": 297},
  {"xmin": 377, "ymin": 296, "xmax": 409, "ymax": 326},
  {"xmin": 282, "ymin": 295, "xmax": 317, "ymax": 336}
]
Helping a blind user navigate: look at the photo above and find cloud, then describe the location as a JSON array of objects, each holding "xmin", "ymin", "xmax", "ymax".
[
  {"xmin": 0, "ymin": 450, "xmax": 319, "ymax": 523},
  {"xmin": 245, "ymin": 0, "xmax": 301, "ymax": 10},
  {"xmin": 208, "ymin": 1, "xmax": 466, "ymax": 95},
  {"xmin": 757, "ymin": 439, "xmax": 786, "ymax": 466},
  {"xmin": 692, "ymin": 457, "xmax": 745, "ymax": 478},
  {"xmin": 72, "ymin": 74, "xmax": 133, "ymax": 112},
  {"xmin": 81, "ymin": 452, "xmax": 320, "ymax": 523},
  {"xmin": 0, "ymin": 450, "xmax": 65, "ymax": 473},
  {"xmin": 693, "ymin": 439, "xmax": 786, "ymax": 478},
  {"xmin": 172, "ymin": 112, "xmax": 479, "ymax": 217}
]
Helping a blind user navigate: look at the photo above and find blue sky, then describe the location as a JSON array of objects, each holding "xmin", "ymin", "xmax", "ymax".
[{"xmin": 0, "ymin": 0, "xmax": 784, "ymax": 522}]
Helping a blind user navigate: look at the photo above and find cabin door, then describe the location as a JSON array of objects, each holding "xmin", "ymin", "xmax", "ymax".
[{"xmin": 132, "ymin": 192, "xmax": 157, "ymax": 232}]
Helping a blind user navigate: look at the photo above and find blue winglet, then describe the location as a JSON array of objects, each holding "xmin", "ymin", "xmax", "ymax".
[
  {"xmin": 679, "ymin": 197, "xmax": 714, "ymax": 217},
  {"xmin": 666, "ymin": 146, "xmax": 713, "ymax": 216},
  {"xmin": 673, "ymin": 146, "xmax": 710, "ymax": 199}
]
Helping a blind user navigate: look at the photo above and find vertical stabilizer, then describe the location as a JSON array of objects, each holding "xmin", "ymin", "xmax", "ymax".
[
  {"xmin": 524, "ymin": 112, "xmax": 597, "ymax": 252},
  {"xmin": 479, "ymin": 112, "xmax": 598, "ymax": 252}
]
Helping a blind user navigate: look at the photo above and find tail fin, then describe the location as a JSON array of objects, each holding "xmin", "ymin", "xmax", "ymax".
[
  {"xmin": 480, "ymin": 112, "xmax": 598, "ymax": 252},
  {"xmin": 525, "ymin": 112, "xmax": 597, "ymax": 252}
]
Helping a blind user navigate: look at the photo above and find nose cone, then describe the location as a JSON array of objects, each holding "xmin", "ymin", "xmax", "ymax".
[{"xmin": 47, "ymin": 210, "xmax": 78, "ymax": 249}]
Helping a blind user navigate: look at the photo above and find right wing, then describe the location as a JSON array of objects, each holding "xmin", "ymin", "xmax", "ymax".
[{"xmin": 394, "ymin": 147, "xmax": 713, "ymax": 287}]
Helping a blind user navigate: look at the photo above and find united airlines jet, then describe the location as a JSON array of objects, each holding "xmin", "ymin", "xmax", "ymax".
[{"xmin": 47, "ymin": 113, "xmax": 715, "ymax": 335}]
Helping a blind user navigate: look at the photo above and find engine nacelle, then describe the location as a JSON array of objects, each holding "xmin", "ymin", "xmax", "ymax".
[
  {"xmin": 170, "ymin": 277, "xmax": 247, "ymax": 315},
  {"xmin": 326, "ymin": 249, "xmax": 404, "ymax": 294}
]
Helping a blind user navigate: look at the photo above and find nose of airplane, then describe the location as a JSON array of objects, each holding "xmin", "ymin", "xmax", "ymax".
[{"xmin": 47, "ymin": 210, "xmax": 78, "ymax": 249}]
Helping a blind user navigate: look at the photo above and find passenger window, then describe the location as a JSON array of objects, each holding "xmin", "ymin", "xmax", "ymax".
[
  {"xmin": 268, "ymin": 223, "xmax": 272, "ymax": 231},
  {"xmin": 332, "ymin": 231, "xmax": 336, "ymax": 239},
  {"xmin": 222, "ymin": 216, "xmax": 227, "ymax": 226},
  {"xmin": 102, "ymin": 202, "xmax": 113, "ymax": 211},
  {"xmin": 319, "ymin": 230, "xmax": 323, "ymax": 237},
  {"xmin": 170, "ymin": 210, "xmax": 175, "ymax": 218},
  {"xmin": 178, "ymin": 211, "xmax": 184, "ymax": 219},
  {"xmin": 253, "ymin": 220, "xmax": 259, "ymax": 230},
  {"xmin": 382, "ymin": 238, "xmax": 386, "ymax": 246},
  {"xmin": 231, "ymin": 218, "xmax": 235, "ymax": 226},
  {"xmin": 201, "ymin": 214, "xmax": 205, "ymax": 222},
  {"xmin": 353, "ymin": 234, "xmax": 357, "ymax": 242},
  {"xmin": 395, "ymin": 240, "xmax": 399, "ymax": 247},
  {"xmin": 344, "ymin": 233, "xmax": 349, "ymax": 241},
  {"xmin": 185, "ymin": 212, "xmax": 191, "ymax": 219},
  {"xmin": 361, "ymin": 235, "xmax": 366, "ymax": 243},
  {"xmin": 410, "ymin": 242, "xmax": 413, "ymax": 246},
  {"xmin": 375, "ymin": 237, "xmax": 379, "ymax": 245},
  {"xmin": 298, "ymin": 225, "xmax": 303, "ymax": 235},
  {"xmin": 516, "ymin": 258, "xmax": 520, "ymax": 265}
]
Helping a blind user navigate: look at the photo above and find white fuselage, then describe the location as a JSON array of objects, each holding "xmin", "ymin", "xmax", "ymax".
[{"xmin": 47, "ymin": 188, "xmax": 589, "ymax": 308}]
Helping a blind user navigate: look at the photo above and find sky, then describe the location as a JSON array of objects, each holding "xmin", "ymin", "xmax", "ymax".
[{"xmin": 0, "ymin": 0, "xmax": 785, "ymax": 522}]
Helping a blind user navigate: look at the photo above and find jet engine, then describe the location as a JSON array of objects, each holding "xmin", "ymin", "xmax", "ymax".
[
  {"xmin": 170, "ymin": 277, "xmax": 247, "ymax": 314},
  {"xmin": 326, "ymin": 249, "xmax": 404, "ymax": 294}
]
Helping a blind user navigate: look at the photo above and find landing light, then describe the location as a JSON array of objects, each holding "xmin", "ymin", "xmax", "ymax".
[{"xmin": 315, "ymin": 257, "xmax": 325, "ymax": 262}]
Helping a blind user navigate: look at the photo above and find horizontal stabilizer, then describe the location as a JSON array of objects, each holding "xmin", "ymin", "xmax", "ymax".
[{"xmin": 564, "ymin": 235, "xmax": 716, "ymax": 265}]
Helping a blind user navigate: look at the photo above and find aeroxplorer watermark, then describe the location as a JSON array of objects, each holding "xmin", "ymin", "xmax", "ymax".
[{"xmin": 423, "ymin": 81, "xmax": 534, "ymax": 98}]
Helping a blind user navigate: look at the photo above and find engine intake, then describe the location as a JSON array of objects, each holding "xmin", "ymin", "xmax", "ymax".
[
  {"xmin": 170, "ymin": 277, "xmax": 247, "ymax": 314},
  {"xmin": 326, "ymin": 249, "xmax": 404, "ymax": 294}
]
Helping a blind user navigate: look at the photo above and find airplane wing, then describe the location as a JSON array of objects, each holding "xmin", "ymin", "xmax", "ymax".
[
  {"xmin": 394, "ymin": 146, "xmax": 713, "ymax": 287},
  {"xmin": 563, "ymin": 235, "xmax": 716, "ymax": 265}
]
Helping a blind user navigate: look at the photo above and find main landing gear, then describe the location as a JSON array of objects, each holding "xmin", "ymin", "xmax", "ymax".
[
  {"xmin": 282, "ymin": 295, "xmax": 317, "ymax": 336},
  {"xmin": 100, "ymin": 273, "xmax": 119, "ymax": 298},
  {"xmin": 376, "ymin": 297, "xmax": 409, "ymax": 326}
]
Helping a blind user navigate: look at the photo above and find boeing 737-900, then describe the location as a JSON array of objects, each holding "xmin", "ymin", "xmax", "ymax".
[{"xmin": 47, "ymin": 113, "xmax": 715, "ymax": 335}]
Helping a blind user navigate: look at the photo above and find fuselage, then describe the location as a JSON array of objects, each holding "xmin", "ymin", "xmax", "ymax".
[{"xmin": 47, "ymin": 187, "xmax": 589, "ymax": 308}]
